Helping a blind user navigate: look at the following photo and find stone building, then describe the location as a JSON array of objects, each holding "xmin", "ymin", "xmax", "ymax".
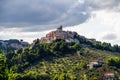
[{"xmin": 40, "ymin": 26, "xmax": 79, "ymax": 43}]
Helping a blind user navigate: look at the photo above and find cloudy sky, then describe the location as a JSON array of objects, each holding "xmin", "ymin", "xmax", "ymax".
[{"xmin": 0, "ymin": 0, "xmax": 120, "ymax": 45}]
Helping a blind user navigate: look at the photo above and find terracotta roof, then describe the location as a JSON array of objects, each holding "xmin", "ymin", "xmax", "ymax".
[
  {"xmin": 90, "ymin": 62, "xmax": 99, "ymax": 65},
  {"xmin": 104, "ymin": 73, "xmax": 115, "ymax": 77}
]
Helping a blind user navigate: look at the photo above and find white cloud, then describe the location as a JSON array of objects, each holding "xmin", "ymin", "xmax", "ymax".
[{"xmin": 63, "ymin": 10, "xmax": 120, "ymax": 45}]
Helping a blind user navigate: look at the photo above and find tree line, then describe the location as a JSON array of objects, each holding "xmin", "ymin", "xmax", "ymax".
[{"xmin": 75, "ymin": 34, "xmax": 120, "ymax": 52}]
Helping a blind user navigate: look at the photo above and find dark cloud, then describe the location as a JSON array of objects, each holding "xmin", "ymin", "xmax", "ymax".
[
  {"xmin": 20, "ymin": 24, "xmax": 59, "ymax": 32},
  {"xmin": 0, "ymin": 0, "xmax": 65, "ymax": 25},
  {"xmin": 86, "ymin": 0, "xmax": 120, "ymax": 11},
  {"xmin": 0, "ymin": 0, "xmax": 90, "ymax": 31},
  {"xmin": 0, "ymin": 0, "xmax": 120, "ymax": 32},
  {"xmin": 102, "ymin": 33, "xmax": 117, "ymax": 40}
]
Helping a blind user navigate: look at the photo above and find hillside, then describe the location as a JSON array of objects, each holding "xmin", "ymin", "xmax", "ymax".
[
  {"xmin": 23, "ymin": 47, "xmax": 120, "ymax": 80},
  {"xmin": 1, "ymin": 28, "xmax": 120, "ymax": 80},
  {"xmin": 3, "ymin": 39, "xmax": 120, "ymax": 80}
]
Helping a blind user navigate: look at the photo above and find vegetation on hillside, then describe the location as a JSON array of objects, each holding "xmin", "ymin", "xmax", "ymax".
[
  {"xmin": 75, "ymin": 34, "xmax": 120, "ymax": 53},
  {"xmin": 0, "ymin": 52, "xmax": 8, "ymax": 80},
  {"xmin": 0, "ymin": 36, "xmax": 120, "ymax": 80}
]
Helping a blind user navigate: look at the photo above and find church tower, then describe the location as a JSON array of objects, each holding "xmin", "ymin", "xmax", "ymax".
[{"xmin": 57, "ymin": 25, "xmax": 63, "ymax": 31}]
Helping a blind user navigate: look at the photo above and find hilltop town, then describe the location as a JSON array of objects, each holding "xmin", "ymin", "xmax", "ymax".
[{"xmin": 34, "ymin": 26, "xmax": 79, "ymax": 44}]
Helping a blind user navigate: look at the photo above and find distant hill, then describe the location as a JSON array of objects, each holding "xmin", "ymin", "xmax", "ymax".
[{"xmin": 0, "ymin": 39, "xmax": 29, "ymax": 53}]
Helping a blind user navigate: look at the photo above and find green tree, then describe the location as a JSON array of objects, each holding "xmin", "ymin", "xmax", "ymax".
[
  {"xmin": 106, "ymin": 57, "xmax": 120, "ymax": 68},
  {"xmin": 0, "ymin": 52, "xmax": 8, "ymax": 80}
]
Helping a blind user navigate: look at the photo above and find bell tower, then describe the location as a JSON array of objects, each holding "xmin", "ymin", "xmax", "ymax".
[{"xmin": 57, "ymin": 25, "xmax": 63, "ymax": 31}]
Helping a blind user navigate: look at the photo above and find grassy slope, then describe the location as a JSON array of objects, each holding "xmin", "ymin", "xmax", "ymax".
[{"xmin": 23, "ymin": 47, "xmax": 120, "ymax": 80}]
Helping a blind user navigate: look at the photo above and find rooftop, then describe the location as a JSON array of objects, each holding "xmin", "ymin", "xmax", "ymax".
[{"xmin": 104, "ymin": 73, "xmax": 115, "ymax": 77}]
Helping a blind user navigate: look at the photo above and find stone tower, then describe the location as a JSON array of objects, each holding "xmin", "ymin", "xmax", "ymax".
[{"xmin": 57, "ymin": 25, "xmax": 63, "ymax": 31}]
